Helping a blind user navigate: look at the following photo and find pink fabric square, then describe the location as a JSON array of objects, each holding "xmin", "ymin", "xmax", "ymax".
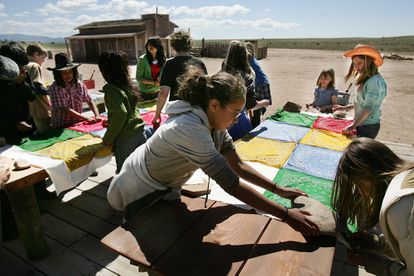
[
  {"xmin": 67, "ymin": 116, "xmax": 108, "ymax": 133},
  {"xmin": 140, "ymin": 111, "xmax": 169, "ymax": 126},
  {"xmin": 312, "ymin": 116, "xmax": 357, "ymax": 135}
]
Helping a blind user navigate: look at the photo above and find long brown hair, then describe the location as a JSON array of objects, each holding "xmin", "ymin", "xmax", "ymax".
[
  {"xmin": 332, "ymin": 138, "xmax": 414, "ymax": 230},
  {"xmin": 345, "ymin": 55, "xmax": 379, "ymax": 88}
]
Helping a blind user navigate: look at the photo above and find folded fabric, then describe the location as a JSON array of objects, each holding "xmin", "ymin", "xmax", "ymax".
[
  {"xmin": 267, "ymin": 108, "xmax": 318, "ymax": 127},
  {"xmin": 137, "ymin": 99, "xmax": 158, "ymax": 113},
  {"xmin": 140, "ymin": 111, "xmax": 169, "ymax": 126},
  {"xmin": 250, "ymin": 120, "xmax": 310, "ymax": 143},
  {"xmin": 35, "ymin": 134, "xmax": 112, "ymax": 171},
  {"xmin": 312, "ymin": 116, "xmax": 357, "ymax": 135},
  {"xmin": 264, "ymin": 168, "xmax": 334, "ymax": 208},
  {"xmin": 67, "ymin": 116, "xmax": 107, "ymax": 134},
  {"xmin": 10, "ymin": 128, "xmax": 85, "ymax": 152},
  {"xmin": 235, "ymin": 137, "xmax": 296, "ymax": 168},
  {"xmin": 90, "ymin": 128, "xmax": 107, "ymax": 139},
  {"xmin": 300, "ymin": 129, "xmax": 351, "ymax": 151},
  {"xmin": 283, "ymin": 144, "xmax": 343, "ymax": 180}
]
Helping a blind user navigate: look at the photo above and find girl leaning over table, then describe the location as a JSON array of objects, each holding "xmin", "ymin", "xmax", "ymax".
[{"xmin": 107, "ymin": 67, "xmax": 319, "ymax": 236}]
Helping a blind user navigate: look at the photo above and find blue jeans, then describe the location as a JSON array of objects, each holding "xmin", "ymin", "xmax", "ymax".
[
  {"xmin": 357, "ymin": 123, "xmax": 380, "ymax": 139},
  {"xmin": 113, "ymin": 128, "xmax": 146, "ymax": 173}
]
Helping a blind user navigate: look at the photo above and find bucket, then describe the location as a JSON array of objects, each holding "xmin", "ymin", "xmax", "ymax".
[{"xmin": 83, "ymin": 79, "xmax": 95, "ymax": 90}]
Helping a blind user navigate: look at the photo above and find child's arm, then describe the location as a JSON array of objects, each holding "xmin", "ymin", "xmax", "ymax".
[
  {"xmin": 61, "ymin": 107, "xmax": 93, "ymax": 122},
  {"xmin": 86, "ymin": 100, "xmax": 101, "ymax": 120}
]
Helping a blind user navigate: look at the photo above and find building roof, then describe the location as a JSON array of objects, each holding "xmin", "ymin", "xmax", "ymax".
[
  {"xmin": 75, "ymin": 14, "xmax": 178, "ymax": 30},
  {"xmin": 76, "ymin": 19, "xmax": 146, "ymax": 30},
  {"xmin": 65, "ymin": 31, "xmax": 146, "ymax": 40}
]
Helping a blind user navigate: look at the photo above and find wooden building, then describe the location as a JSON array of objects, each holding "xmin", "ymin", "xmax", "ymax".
[{"xmin": 66, "ymin": 13, "xmax": 177, "ymax": 62}]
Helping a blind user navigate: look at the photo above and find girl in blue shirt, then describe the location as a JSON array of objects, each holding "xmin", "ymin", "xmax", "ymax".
[{"xmin": 306, "ymin": 68, "xmax": 338, "ymax": 113}]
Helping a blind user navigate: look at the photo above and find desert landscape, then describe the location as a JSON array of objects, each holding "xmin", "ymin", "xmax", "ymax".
[{"xmin": 41, "ymin": 48, "xmax": 414, "ymax": 145}]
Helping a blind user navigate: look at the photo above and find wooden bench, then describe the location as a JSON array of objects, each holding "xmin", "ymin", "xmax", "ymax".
[
  {"xmin": 101, "ymin": 196, "xmax": 336, "ymax": 275},
  {"xmin": 3, "ymin": 166, "xmax": 50, "ymax": 260}
]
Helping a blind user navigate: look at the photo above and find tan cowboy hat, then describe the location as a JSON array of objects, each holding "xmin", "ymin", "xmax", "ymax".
[
  {"xmin": 343, "ymin": 44, "xmax": 383, "ymax": 67},
  {"xmin": 47, "ymin": 53, "xmax": 81, "ymax": 71}
]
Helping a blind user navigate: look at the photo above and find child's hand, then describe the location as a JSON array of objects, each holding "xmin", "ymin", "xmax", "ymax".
[
  {"xmin": 95, "ymin": 115, "xmax": 102, "ymax": 122},
  {"xmin": 102, "ymin": 119, "xmax": 109, "ymax": 127},
  {"xmin": 16, "ymin": 121, "xmax": 33, "ymax": 132},
  {"xmin": 85, "ymin": 117, "xmax": 97, "ymax": 124},
  {"xmin": 332, "ymin": 104, "xmax": 345, "ymax": 112},
  {"xmin": 275, "ymin": 186, "xmax": 308, "ymax": 199}
]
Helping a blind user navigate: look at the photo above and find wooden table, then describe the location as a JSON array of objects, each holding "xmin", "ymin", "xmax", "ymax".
[
  {"xmin": 101, "ymin": 196, "xmax": 336, "ymax": 275},
  {"xmin": 3, "ymin": 166, "xmax": 50, "ymax": 260}
]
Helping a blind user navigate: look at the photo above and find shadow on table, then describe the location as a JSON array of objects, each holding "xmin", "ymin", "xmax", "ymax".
[{"xmin": 121, "ymin": 198, "xmax": 335, "ymax": 275}]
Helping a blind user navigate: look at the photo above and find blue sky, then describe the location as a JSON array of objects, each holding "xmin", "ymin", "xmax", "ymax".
[{"xmin": 0, "ymin": 0, "xmax": 413, "ymax": 39}]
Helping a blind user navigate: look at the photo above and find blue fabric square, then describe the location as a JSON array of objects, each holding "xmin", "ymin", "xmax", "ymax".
[
  {"xmin": 283, "ymin": 144, "xmax": 343, "ymax": 180},
  {"xmin": 250, "ymin": 120, "xmax": 310, "ymax": 142}
]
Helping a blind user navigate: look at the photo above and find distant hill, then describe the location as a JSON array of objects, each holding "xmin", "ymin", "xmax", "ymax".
[
  {"xmin": 0, "ymin": 33, "xmax": 65, "ymax": 43},
  {"xmin": 193, "ymin": 35, "xmax": 414, "ymax": 53}
]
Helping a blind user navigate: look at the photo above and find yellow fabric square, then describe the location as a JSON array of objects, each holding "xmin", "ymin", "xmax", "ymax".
[
  {"xmin": 36, "ymin": 134, "xmax": 112, "ymax": 171},
  {"xmin": 235, "ymin": 137, "xmax": 295, "ymax": 168},
  {"xmin": 300, "ymin": 129, "xmax": 351, "ymax": 151}
]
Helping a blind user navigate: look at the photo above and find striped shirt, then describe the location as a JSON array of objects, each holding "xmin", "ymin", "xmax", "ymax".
[{"xmin": 49, "ymin": 80, "xmax": 91, "ymax": 128}]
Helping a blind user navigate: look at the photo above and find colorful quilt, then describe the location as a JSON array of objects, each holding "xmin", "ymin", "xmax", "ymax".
[
  {"xmin": 35, "ymin": 134, "xmax": 112, "ymax": 171},
  {"xmin": 10, "ymin": 129, "xmax": 84, "ymax": 152},
  {"xmin": 235, "ymin": 137, "xmax": 295, "ymax": 168},
  {"xmin": 250, "ymin": 120, "xmax": 310, "ymax": 142},
  {"xmin": 300, "ymin": 129, "xmax": 351, "ymax": 151},
  {"xmin": 267, "ymin": 108, "xmax": 318, "ymax": 127}
]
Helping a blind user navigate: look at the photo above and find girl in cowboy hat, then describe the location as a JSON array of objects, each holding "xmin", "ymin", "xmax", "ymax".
[
  {"xmin": 333, "ymin": 44, "xmax": 387, "ymax": 139},
  {"xmin": 48, "ymin": 53, "xmax": 101, "ymax": 128}
]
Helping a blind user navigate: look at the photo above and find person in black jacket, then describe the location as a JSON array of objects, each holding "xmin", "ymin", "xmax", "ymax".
[{"xmin": 0, "ymin": 42, "xmax": 36, "ymax": 140}]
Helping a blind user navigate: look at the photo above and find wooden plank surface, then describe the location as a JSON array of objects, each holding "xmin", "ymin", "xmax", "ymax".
[
  {"xmin": 4, "ymin": 166, "xmax": 48, "ymax": 192},
  {"xmin": 240, "ymin": 219, "xmax": 336, "ymax": 276},
  {"xmin": 101, "ymin": 196, "xmax": 214, "ymax": 269},
  {"xmin": 153, "ymin": 201, "xmax": 270, "ymax": 275}
]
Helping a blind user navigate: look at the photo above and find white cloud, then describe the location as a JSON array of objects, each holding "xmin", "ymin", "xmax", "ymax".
[
  {"xmin": 149, "ymin": 4, "xmax": 250, "ymax": 18},
  {"xmin": 37, "ymin": 0, "xmax": 100, "ymax": 15},
  {"xmin": 175, "ymin": 17, "xmax": 300, "ymax": 30},
  {"xmin": 14, "ymin": 11, "xmax": 29, "ymax": 17},
  {"xmin": 0, "ymin": 2, "xmax": 7, "ymax": 17}
]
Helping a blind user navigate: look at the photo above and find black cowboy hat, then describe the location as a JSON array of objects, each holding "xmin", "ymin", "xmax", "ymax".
[{"xmin": 47, "ymin": 53, "xmax": 81, "ymax": 71}]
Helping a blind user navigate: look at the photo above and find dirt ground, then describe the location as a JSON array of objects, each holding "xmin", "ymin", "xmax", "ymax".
[{"xmin": 41, "ymin": 48, "xmax": 414, "ymax": 145}]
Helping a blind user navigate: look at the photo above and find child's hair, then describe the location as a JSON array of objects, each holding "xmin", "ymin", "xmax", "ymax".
[
  {"xmin": 245, "ymin": 42, "xmax": 255, "ymax": 59},
  {"xmin": 145, "ymin": 37, "xmax": 166, "ymax": 67},
  {"xmin": 178, "ymin": 66, "xmax": 246, "ymax": 111},
  {"xmin": 170, "ymin": 31, "xmax": 192, "ymax": 53},
  {"xmin": 52, "ymin": 68, "xmax": 79, "ymax": 88},
  {"xmin": 223, "ymin": 40, "xmax": 252, "ymax": 75},
  {"xmin": 0, "ymin": 42, "xmax": 28, "ymax": 66},
  {"xmin": 332, "ymin": 138, "xmax": 414, "ymax": 230},
  {"xmin": 316, "ymin": 69, "xmax": 335, "ymax": 88},
  {"xmin": 26, "ymin": 43, "xmax": 47, "ymax": 57},
  {"xmin": 98, "ymin": 50, "xmax": 133, "ymax": 90},
  {"xmin": 345, "ymin": 55, "xmax": 379, "ymax": 87}
]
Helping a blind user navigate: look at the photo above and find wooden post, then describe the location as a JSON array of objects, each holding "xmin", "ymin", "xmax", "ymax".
[{"xmin": 6, "ymin": 186, "xmax": 49, "ymax": 260}]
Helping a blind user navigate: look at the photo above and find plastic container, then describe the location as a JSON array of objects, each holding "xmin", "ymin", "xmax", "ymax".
[{"xmin": 83, "ymin": 79, "xmax": 95, "ymax": 90}]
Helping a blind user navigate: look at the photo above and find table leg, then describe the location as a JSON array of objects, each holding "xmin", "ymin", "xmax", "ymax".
[{"xmin": 7, "ymin": 185, "xmax": 49, "ymax": 260}]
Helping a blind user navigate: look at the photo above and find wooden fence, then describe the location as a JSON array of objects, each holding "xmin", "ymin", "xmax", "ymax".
[{"xmin": 197, "ymin": 42, "xmax": 268, "ymax": 60}]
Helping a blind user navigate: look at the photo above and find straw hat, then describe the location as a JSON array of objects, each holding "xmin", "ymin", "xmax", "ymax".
[
  {"xmin": 343, "ymin": 44, "xmax": 383, "ymax": 67},
  {"xmin": 0, "ymin": 55, "xmax": 19, "ymax": 80},
  {"xmin": 47, "ymin": 53, "xmax": 81, "ymax": 71}
]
